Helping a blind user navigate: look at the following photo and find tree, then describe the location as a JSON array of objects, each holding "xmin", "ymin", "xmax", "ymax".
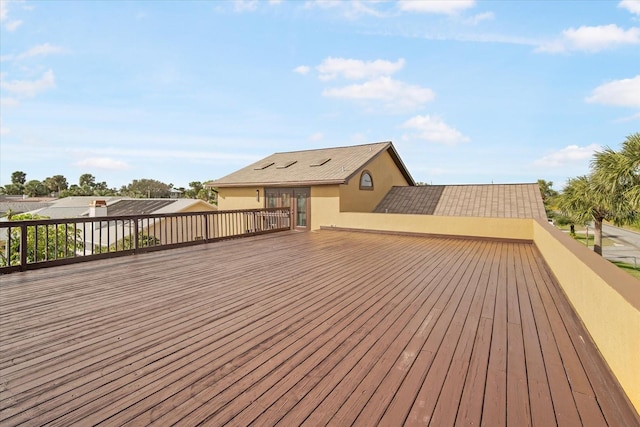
[
  {"xmin": 3, "ymin": 184, "xmax": 23, "ymax": 195},
  {"xmin": 591, "ymin": 132, "xmax": 640, "ymax": 213},
  {"xmin": 0, "ymin": 214, "xmax": 84, "ymax": 267},
  {"xmin": 7, "ymin": 171, "xmax": 26, "ymax": 195},
  {"xmin": 557, "ymin": 134, "xmax": 638, "ymax": 256},
  {"xmin": 537, "ymin": 179, "xmax": 558, "ymax": 217},
  {"xmin": 24, "ymin": 180, "xmax": 49, "ymax": 197},
  {"xmin": 120, "ymin": 179, "xmax": 171, "ymax": 198},
  {"xmin": 79, "ymin": 173, "xmax": 96, "ymax": 188},
  {"xmin": 44, "ymin": 175, "xmax": 69, "ymax": 195},
  {"xmin": 11, "ymin": 171, "xmax": 26, "ymax": 185},
  {"xmin": 556, "ymin": 176, "xmax": 610, "ymax": 255},
  {"xmin": 185, "ymin": 181, "xmax": 204, "ymax": 198}
]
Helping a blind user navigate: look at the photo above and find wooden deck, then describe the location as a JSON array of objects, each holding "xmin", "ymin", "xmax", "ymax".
[{"xmin": 0, "ymin": 230, "xmax": 638, "ymax": 426}]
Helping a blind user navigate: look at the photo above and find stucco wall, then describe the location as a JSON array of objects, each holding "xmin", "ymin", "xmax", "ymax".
[
  {"xmin": 178, "ymin": 201, "xmax": 218, "ymax": 212},
  {"xmin": 532, "ymin": 219, "xmax": 640, "ymax": 411},
  {"xmin": 217, "ymin": 187, "xmax": 263, "ymax": 211},
  {"xmin": 326, "ymin": 212, "xmax": 533, "ymax": 241},
  {"xmin": 339, "ymin": 150, "xmax": 410, "ymax": 213},
  {"xmin": 310, "ymin": 185, "xmax": 341, "ymax": 231}
]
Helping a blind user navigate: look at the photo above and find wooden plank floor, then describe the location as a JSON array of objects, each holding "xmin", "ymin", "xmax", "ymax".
[{"xmin": 0, "ymin": 230, "xmax": 638, "ymax": 426}]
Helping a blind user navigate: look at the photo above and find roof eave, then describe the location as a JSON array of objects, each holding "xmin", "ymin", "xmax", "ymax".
[{"xmin": 214, "ymin": 179, "xmax": 347, "ymax": 188}]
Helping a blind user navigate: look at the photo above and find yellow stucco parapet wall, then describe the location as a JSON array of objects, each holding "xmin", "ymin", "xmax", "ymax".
[
  {"xmin": 327, "ymin": 212, "xmax": 534, "ymax": 241},
  {"xmin": 324, "ymin": 212, "xmax": 640, "ymax": 412},
  {"xmin": 532, "ymin": 219, "xmax": 640, "ymax": 412}
]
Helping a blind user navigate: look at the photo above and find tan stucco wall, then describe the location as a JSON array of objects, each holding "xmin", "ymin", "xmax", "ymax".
[
  {"xmin": 310, "ymin": 185, "xmax": 341, "ymax": 231},
  {"xmin": 532, "ymin": 219, "xmax": 640, "ymax": 411},
  {"xmin": 326, "ymin": 212, "xmax": 533, "ymax": 241},
  {"xmin": 339, "ymin": 150, "xmax": 410, "ymax": 213},
  {"xmin": 177, "ymin": 201, "xmax": 218, "ymax": 212},
  {"xmin": 217, "ymin": 187, "xmax": 263, "ymax": 211}
]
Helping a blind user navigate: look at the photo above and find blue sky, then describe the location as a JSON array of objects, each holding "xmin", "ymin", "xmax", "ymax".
[{"xmin": 1, "ymin": 0, "xmax": 638, "ymax": 191}]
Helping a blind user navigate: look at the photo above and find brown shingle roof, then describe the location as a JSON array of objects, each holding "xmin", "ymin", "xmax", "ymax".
[
  {"xmin": 211, "ymin": 142, "xmax": 414, "ymax": 187},
  {"xmin": 374, "ymin": 184, "xmax": 546, "ymax": 219}
]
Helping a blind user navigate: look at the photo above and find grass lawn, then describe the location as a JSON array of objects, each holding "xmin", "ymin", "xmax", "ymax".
[
  {"xmin": 611, "ymin": 261, "xmax": 640, "ymax": 280},
  {"xmin": 555, "ymin": 225, "xmax": 614, "ymax": 247}
]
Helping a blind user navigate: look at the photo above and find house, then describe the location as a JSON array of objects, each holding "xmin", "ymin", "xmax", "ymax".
[{"xmin": 210, "ymin": 142, "xmax": 414, "ymax": 230}]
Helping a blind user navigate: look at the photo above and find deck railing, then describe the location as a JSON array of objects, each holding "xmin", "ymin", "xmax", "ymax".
[{"xmin": 0, "ymin": 208, "xmax": 291, "ymax": 273}]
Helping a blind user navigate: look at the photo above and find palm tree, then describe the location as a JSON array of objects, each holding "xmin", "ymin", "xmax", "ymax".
[
  {"xmin": 556, "ymin": 175, "xmax": 610, "ymax": 255},
  {"xmin": 592, "ymin": 132, "xmax": 640, "ymax": 212},
  {"xmin": 558, "ymin": 133, "xmax": 640, "ymax": 256}
]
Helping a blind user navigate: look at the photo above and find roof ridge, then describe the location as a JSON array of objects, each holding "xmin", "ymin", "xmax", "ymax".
[{"xmin": 272, "ymin": 141, "xmax": 391, "ymax": 155}]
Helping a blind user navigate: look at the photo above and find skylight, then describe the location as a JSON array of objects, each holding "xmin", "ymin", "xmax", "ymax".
[
  {"xmin": 310, "ymin": 158, "xmax": 331, "ymax": 167},
  {"xmin": 276, "ymin": 160, "xmax": 297, "ymax": 169},
  {"xmin": 253, "ymin": 162, "xmax": 275, "ymax": 170}
]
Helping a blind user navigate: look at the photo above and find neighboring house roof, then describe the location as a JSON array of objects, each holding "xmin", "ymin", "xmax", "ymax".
[
  {"xmin": 0, "ymin": 200, "xmax": 55, "ymax": 216},
  {"xmin": 22, "ymin": 197, "xmax": 123, "ymax": 219},
  {"xmin": 104, "ymin": 200, "xmax": 176, "ymax": 216},
  {"xmin": 19, "ymin": 197, "xmax": 216, "ymax": 219},
  {"xmin": 374, "ymin": 184, "xmax": 546, "ymax": 219},
  {"xmin": 210, "ymin": 141, "xmax": 415, "ymax": 187}
]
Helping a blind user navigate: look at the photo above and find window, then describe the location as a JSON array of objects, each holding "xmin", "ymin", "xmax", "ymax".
[{"xmin": 359, "ymin": 171, "xmax": 374, "ymax": 190}]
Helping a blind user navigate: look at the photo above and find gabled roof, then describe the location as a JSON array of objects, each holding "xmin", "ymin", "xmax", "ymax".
[
  {"xmin": 210, "ymin": 142, "xmax": 414, "ymax": 187},
  {"xmin": 374, "ymin": 183, "xmax": 546, "ymax": 219}
]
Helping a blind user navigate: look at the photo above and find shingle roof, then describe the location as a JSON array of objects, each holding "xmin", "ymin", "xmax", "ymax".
[
  {"xmin": 374, "ymin": 184, "xmax": 546, "ymax": 219},
  {"xmin": 210, "ymin": 142, "xmax": 414, "ymax": 187},
  {"xmin": 105, "ymin": 199, "xmax": 177, "ymax": 216}
]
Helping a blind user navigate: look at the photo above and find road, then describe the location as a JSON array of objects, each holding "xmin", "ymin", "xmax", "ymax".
[{"xmin": 601, "ymin": 224, "xmax": 640, "ymax": 267}]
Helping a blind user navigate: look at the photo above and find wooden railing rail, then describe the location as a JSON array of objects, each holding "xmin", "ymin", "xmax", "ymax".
[{"xmin": 0, "ymin": 208, "xmax": 291, "ymax": 273}]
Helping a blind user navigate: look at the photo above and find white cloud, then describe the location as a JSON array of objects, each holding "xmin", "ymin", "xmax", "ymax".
[
  {"xmin": 0, "ymin": 117, "xmax": 9, "ymax": 135},
  {"xmin": 323, "ymin": 76, "xmax": 435, "ymax": 111},
  {"xmin": 614, "ymin": 111, "xmax": 640, "ymax": 122},
  {"xmin": 401, "ymin": 115, "xmax": 469, "ymax": 145},
  {"xmin": 398, "ymin": 0, "xmax": 475, "ymax": 15},
  {"xmin": 2, "ymin": 43, "xmax": 66, "ymax": 62},
  {"xmin": 303, "ymin": 0, "xmax": 386, "ymax": 19},
  {"xmin": 0, "ymin": 0, "xmax": 7, "ymax": 21},
  {"xmin": 0, "ymin": 0, "xmax": 22, "ymax": 31},
  {"xmin": 293, "ymin": 65, "xmax": 311, "ymax": 75},
  {"xmin": 534, "ymin": 144, "xmax": 601, "ymax": 167},
  {"xmin": 308, "ymin": 132, "xmax": 323, "ymax": 141},
  {"xmin": 464, "ymin": 11, "xmax": 494, "ymax": 25},
  {"xmin": 5, "ymin": 18, "xmax": 21, "ymax": 31},
  {"xmin": 74, "ymin": 157, "xmax": 131, "ymax": 171},
  {"xmin": 586, "ymin": 75, "xmax": 640, "ymax": 107},
  {"xmin": 536, "ymin": 24, "xmax": 640, "ymax": 53},
  {"xmin": 619, "ymin": 0, "xmax": 640, "ymax": 15},
  {"xmin": 0, "ymin": 70, "xmax": 56, "ymax": 97},
  {"xmin": 18, "ymin": 43, "xmax": 65, "ymax": 60},
  {"xmin": 233, "ymin": 0, "xmax": 258, "ymax": 12},
  {"xmin": 317, "ymin": 57, "xmax": 405, "ymax": 81},
  {"xmin": 0, "ymin": 96, "xmax": 19, "ymax": 107}
]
